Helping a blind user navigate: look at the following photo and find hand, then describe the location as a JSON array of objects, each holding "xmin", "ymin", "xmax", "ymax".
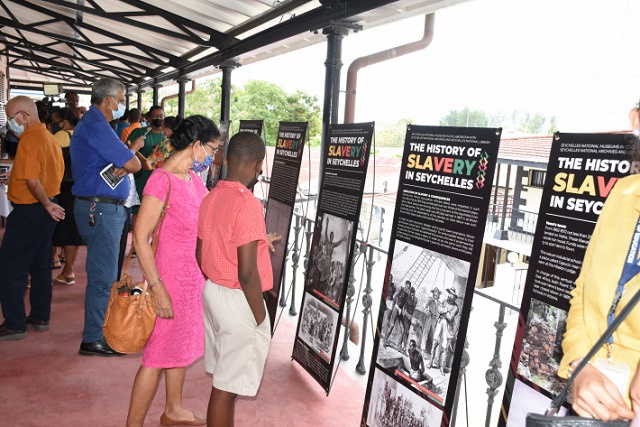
[
  {"xmin": 629, "ymin": 361, "xmax": 640, "ymax": 415},
  {"xmin": 45, "ymin": 201, "xmax": 65, "ymax": 222},
  {"xmin": 130, "ymin": 135, "xmax": 145, "ymax": 152},
  {"xmin": 267, "ymin": 232, "xmax": 282, "ymax": 252},
  {"xmin": 0, "ymin": 172, "xmax": 9, "ymax": 184},
  {"xmin": 253, "ymin": 303, "xmax": 266, "ymax": 326},
  {"xmin": 151, "ymin": 283, "xmax": 174, "ymax": 319},
  {"xmin": 111, "ymin": 167, "xmax": 128, "ymax": 178},
  {"xmin": 571, "ymin": 362, "xmax": 634, "ymax": 421}
]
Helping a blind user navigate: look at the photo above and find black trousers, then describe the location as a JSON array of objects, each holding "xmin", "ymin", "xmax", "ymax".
[{"xmin": 0, "ymin": 202, "xmax": 56, "ymax": 330}]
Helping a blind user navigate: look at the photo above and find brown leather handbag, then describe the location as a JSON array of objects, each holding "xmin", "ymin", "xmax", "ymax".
[{"xmin": 102, "ymin": 173, "xmax": 171, "ymax": 354}]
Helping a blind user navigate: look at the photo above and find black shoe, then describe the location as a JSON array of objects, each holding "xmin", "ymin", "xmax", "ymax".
[
  {"xmin": 79, "ymin": 338, "xmax": 124, "ymax": 357},
  {"xmin": 26, "ymin": 316, "xmax": 50, "ymax": 332},
  {"xmin": 0, "ymin": 322, "xmax": 27, "ymax": 341}
]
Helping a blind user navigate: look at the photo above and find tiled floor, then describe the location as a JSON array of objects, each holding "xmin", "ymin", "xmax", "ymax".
[{"xmin": 0, "ymin": 236, "xmax": 365, "ymax": 427}]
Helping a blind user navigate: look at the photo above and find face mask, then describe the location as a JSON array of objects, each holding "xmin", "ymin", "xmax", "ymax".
[
  {"xmin": 151, "ymin": 118, "xmax": 163, "ymax": 129},
  {"xmin": 191, "ymin": 145, "xmax": 213, "ymax": 173},
  {"xmin": 8, "ymin": 118, "xmax": 24, "ymax": 137},
  {"xmin": 248, "ymin": 169, "xmax": 262, "ymax": 190},
  {"xmin": 50, "ymin": 122, "xmax": 61, "ymax": 134},
  {"xmin": 111, "ymin": 99, "xmax": 126, "ymax": 120}
]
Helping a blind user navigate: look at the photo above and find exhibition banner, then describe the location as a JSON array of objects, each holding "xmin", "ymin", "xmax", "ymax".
[
  {"xmin": 206, "ymin": 120, "xmax": 230, "ymax": 188},
  {"xmin": 264, "ymin": 122, "xmax": 308, "ymax": 333},
  {"xmin": 499, "ymin": 133, "xmax": 634, "ymax": 426},
  {"xmin": 238, "ymin": 119, "xmax": 263, "ymax": 136},
  {"xmin": 361, "ymin": 125, "xmax": 502, "ymax": 427},
  {"xmin": 292, "ymin": 122, "xmax": 374, "ymax": 393}
]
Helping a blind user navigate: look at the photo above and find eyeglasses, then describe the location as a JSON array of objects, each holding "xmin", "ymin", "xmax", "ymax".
[
  {"xmin": 7, "ymin": 110, "xmax": 29, "ymax": 121},
  {"xmin": 205, "ymin": 143, "xmax": 220, "ymax": 157}
]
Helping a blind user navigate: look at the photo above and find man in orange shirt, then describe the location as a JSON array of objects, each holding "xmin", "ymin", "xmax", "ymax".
[
  {"xmin": 120, "ymin": 108, "xmax": 142, "ymax": 143},
  {"xmin": 0, "ymin": 96, "xmax": 65, "ymax": 340}
]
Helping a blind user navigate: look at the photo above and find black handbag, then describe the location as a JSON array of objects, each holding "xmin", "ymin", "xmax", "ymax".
[{"xmin": 524, "ymin": 286, "xmax": 640, "ymax": 427}]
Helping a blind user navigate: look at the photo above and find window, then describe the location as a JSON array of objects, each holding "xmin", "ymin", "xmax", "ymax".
[{"xmin": 529, "ymin": 169, "xmax": 546, "ymax": 188}]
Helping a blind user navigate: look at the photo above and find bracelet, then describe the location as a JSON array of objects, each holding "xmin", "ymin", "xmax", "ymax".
[
  {"xmin": 149, "ymin": 277, "xmax": 163, "ymax": 289},
  {"xmin": 568, "ymin": 358, "xmax": 589, "ymax": 378}
]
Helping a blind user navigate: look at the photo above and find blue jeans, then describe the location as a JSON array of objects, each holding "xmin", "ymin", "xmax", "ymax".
[
  {"xmin": 74, "ymin": 198, "xmax": 125, "ymax": 343},
  {"xmin": 0, "ymin": 202, "xmax": 56, "ymax": 330}
]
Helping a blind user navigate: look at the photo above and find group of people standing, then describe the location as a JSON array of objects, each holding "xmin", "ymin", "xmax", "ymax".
[{"xmin": 0, "ymin": 77, "xmax": 279, "ymax": 427}]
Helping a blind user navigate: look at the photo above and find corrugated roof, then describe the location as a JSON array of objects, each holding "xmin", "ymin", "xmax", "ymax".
[{"xmin": 1, "ymin": 0, "xmax": 471, "ymax": 92}]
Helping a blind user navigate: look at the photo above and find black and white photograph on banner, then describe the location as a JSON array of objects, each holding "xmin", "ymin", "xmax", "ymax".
[
  {"xmin": 517, "ymin": 299, "xmax": 567, "ymax": 395},
  {"xmin": 366, "ymin": 368, "xmax": 443, "ymax": 427},
  {"xmin": 264, "ymin": 199, "xmax": 293, "ymax": 299},
  {"xmin": 298, "ymin": 293, "xmax": 339, "ymax": 361},
  {"xmin": 306, "ymin": 212, "xmax": 354, "ymax": 308},
  {"xmin": 376, "ymin": 240, "xmax": 469, "ymax": 404}
]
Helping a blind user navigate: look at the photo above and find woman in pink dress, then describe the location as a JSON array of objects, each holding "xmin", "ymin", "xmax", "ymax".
[{"xmin": 126, "ymin": 115, "xmax": 220, "ymax": 427}]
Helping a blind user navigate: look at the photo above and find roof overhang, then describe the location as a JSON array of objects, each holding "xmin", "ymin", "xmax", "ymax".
[{"xmin": 1, "ymin": 0, "xmax": 472, "ymax": 92}]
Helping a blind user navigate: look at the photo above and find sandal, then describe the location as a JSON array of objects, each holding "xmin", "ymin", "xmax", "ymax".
[
  {"xmin": 51, "ymin": 261, "xmax": 62, "ymax": 269},
  {"xmin": 55, "ymin": 273, "xmax": 75, "ymax": 286}
]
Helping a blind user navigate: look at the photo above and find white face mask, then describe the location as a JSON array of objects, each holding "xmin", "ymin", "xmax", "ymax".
[{"xmin": 8, "ymin": 118, "xmax": 24, "ymax": 137}]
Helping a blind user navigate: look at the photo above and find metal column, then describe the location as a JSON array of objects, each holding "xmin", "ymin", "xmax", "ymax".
[
  {"xmin": 136, "ymin": 88, "xmax": 144, "ymax": 110},
  {"xmin": 219, "ymin": 60, "xmax": 239, "ymax": 123},
  {"xmin": 177, "ymin": 76, "xmax": 189, "ymax": 119},
  {"xmin": 318, "ymin": 25, "xmax": 349, "ymax": 186},
  {"xmin": 152, "ymin": 83, "xmax": 162, "ymax": 106}
]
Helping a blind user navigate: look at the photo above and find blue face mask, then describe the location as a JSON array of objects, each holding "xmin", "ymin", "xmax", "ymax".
[
  {"xmin": 191, "ymin": 145, "xmax": 213, "ymax": 173},
  {"xmin": 111, "ymin": 99, "xmax": 126, "ymax": 120}
]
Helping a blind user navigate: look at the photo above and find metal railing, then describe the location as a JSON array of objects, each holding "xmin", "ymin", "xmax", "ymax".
[
  {"xmin": 276, "ymin": 210, "xmax": 522, "ymax": 427},
  {"xmin": 486, "ymin": 204, "xmax": 539, "ymax": 243}
]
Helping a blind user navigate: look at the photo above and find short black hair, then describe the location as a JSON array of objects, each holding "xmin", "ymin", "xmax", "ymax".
[
  {"xmin": 58, "ymin": 107, "xmax": 79, "ymax": 127},
  {"xmin": 170, "ymin": 115, "xmax": 220, "ymax": 151},
  {"xmin": 227, "ymin": 132, "xmax": 265, "ymax": 164}
]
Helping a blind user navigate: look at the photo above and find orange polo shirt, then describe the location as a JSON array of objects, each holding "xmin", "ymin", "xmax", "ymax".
[
  {"xmin": 8, "ymin": 123, "xmax": 64, "ymax": 204},
  {"xmin": 120, "ymin": 122, "xmax": 141, "ymax": 143}
]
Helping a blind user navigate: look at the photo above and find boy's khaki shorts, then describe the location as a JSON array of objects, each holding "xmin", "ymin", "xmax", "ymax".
[{"xmin": 203, "ymin": 280, "xmax": 271, "ymax": 396}]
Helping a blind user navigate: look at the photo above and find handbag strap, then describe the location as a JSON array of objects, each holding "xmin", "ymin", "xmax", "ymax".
[
  {"xmin": 121, "ymin": 170, "xmax": 172, "ymax": 279},
  {"xmin": 546, "ymin": 284, "xmax": 640, "ymax": 415}
]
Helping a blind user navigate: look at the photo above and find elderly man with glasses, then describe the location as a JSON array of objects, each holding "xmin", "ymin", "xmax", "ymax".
[
  {"xmin": 0, "ymin": 95, "xmax": 65, "ymax": 340},
  {"xmin": 70, "ymin": 77, "xmax": 145, "ymax": 356}
]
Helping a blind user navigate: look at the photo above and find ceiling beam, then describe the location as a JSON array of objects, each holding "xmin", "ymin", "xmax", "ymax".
[{"xmin": 41, "ymin": 0, "xmax": 235, "ymax": 48}]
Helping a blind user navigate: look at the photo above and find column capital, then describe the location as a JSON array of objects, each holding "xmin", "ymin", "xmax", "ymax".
[
  {"xmin": 176, "ymin": 75, "xmax": 191, "ymax": 84},
  {"xmin": 218, "ymin": 60, "xmax": 241, "ymax": 70}
]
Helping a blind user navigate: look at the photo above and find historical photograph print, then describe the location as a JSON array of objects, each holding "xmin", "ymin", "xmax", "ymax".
[
  {"xmin": 306, "ymin": 212, "xmax": 354, "ymax": 307},
  {"xmin": 517, "ymin": 298, "xmax": 567, "ymax": 395},
  {"xmin": 298, "ymin": 292, "xmax": 339, "ymax": 361},
  {"xmin": 376, "ymin": 240, "xmax": 469, "ymax": 404},
  {"xmin": 366, "ymin": 368, "xmax": 443, "ymax": 427},
  {"xmin": 265, "ymin": 198, "xmax": 293, "ymax": 298}
]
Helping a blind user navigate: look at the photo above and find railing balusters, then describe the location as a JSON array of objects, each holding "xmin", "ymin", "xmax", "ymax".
[
  {"xmin": 340, "ymin": 243, "xmax": 359, "ymax": 361},
  {"xmin": 356, "ymin": 244, "xmax": 376, "ymax": 375}
]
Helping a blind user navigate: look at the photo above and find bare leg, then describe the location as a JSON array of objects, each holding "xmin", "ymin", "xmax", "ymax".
[
  {"xmin": 207, "ymin": 387, "xmax": 237, "ymax": 427},
  {"xmin": 164, "ymin": 367, "xmax": 204, "ymax": 423},
  {"xmin": 61, "ymin": 245, "xmax": 78, "ymax": 278},
  {"xmin": 126, "ymin": 366, "xmax": 163, "ymax": 427}
]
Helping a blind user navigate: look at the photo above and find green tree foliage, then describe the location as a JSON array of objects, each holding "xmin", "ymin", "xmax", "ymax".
[
  {"xmin": 439, "ymin": 107, "xmax": 558, "ymax": 135},
  {"xmin": 439, "ymin": 107, "xmax": 490, "ymax": 127},
  {"xmin": 231, "ymin": 80, "xmax": 321, "ymax": 146},
  {"xmin": 376, "ymin": 119, "xmax": 413, "ymax": 147},
  {"xmin": 160, "ymin": 78, "xmax": 321, "ymax": 146}
]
